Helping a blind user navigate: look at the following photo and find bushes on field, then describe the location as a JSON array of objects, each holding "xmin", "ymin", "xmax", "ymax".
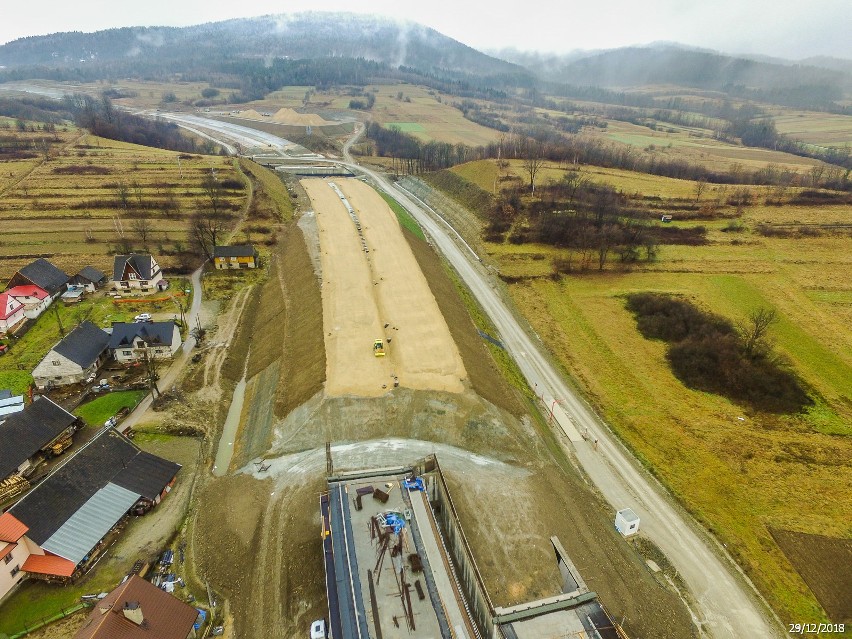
[{"xmin": 625, "ymin": 293, "xmax": 811, "ymax": 413}]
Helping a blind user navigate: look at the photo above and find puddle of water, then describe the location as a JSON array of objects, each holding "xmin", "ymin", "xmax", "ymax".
[{"xmin": 213, "ymin": 376, "xmax": 247, "ymax": 477}]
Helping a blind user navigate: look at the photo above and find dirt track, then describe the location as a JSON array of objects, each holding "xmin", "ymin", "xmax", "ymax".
[{"xmin": 304, "ymin": 177, "xmax": 465, "ymax": 396}]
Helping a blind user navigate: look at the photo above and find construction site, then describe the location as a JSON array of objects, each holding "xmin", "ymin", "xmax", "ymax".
[
  {"xmin": 321, "ymin": 455, "xmax": 624, "ymax": 639},
  {"xmin": 184, "ymin": 173, "xmax": 697, "ymax": 639}
]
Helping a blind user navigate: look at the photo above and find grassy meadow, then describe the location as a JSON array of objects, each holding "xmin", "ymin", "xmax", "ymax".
[{"xmin": 436, "ymin": 158, "xmax": 852, "ymax": 629}]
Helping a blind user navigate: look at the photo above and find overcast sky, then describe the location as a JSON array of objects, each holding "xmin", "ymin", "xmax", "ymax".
[{"xmin": 1, "ymin": 0, "xmax": 850, "ymax": 60}]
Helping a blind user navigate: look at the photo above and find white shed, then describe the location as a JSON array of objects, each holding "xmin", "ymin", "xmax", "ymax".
[{"xmin": 615, "ymin": 508, "xmax": 640, "ymax": 536}]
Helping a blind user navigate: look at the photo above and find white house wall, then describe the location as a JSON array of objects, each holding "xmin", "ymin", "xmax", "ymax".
[{"xmin": 32, "ymin": 351, "xmax": 90, "ymax": 389}]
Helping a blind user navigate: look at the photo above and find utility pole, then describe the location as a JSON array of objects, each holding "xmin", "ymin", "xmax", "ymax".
[{"xmin": 52, "ymin": 303, "xmax": 65, "ymax": 337}]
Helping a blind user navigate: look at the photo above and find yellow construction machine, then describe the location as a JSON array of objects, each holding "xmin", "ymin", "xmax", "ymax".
[{"xmin": 373, "ymin": 339, "xmax": 386, "ymax": 357}]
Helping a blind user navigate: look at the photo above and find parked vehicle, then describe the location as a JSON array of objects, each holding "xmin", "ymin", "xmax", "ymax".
[
  {"xmin": 134, "ymin": 313, "xmax": 153, "ymax": 323},
  {"xmin": 0, "ymin": 344, "xmax": 8, "ymax": 355},
  {"xmin": 310, "ymin": 620, "xmax": 328, "ymax": 639}
]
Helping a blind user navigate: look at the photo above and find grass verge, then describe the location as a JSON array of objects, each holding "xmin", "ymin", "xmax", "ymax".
[{"xmin": 380, "ymin": 191, "xmax": 426, "ymax": 240}]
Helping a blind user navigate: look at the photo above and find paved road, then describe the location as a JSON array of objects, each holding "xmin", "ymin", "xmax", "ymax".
[
  {"xmin": 150, "ymin": 115, "xmax": 786, "ymax": 639},
  {"xmin": 119, "ymin": 266, "xmax": 203, "ymax": 433}
]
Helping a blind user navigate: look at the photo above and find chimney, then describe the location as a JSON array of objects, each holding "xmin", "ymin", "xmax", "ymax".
[{"xmin": 122, "ymin": 601, "xmax": 144, "ymax": 625}]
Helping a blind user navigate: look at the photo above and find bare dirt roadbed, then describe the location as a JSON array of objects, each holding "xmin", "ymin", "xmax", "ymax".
[{"xmin": 304, "ymin": 177, "xmax": 466, "ymax": 396}]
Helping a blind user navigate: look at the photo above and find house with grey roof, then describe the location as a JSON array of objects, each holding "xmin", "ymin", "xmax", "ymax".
[
  {"xmin": 6, "ymin": 428, "xmax": 180, "ymax": 584},
  {"xmin": 6, "ymin": 258, "xmax": 69, "ymax": 299},
  {"xmin": 0, "ymin": 396, "xmax": 78, "ymax": 481},
  {"xmin": 213, "ymin": 244, "xmax": 259, "ymax": 269},
  {"xmin": 32, "ymin": 321, "xmax": 110, "ymax": 389},
  {"xmin": 112, "ymin": 254, "xmax": 164, "ymax": 294},
  {"xmin": 109, "ymin": 321, "xmax": 181, "ymax": 363},
  {"xmin": 69, "ymin": 266, "xmax": 108, "ymax": 292}
]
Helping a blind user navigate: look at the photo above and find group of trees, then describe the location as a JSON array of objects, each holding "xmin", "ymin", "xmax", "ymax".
[
  {"xmin": 367, "ymin": 117, "xmax": 850, "ymax": 190},
  {"xmin": 486, "ymin": 175, "xmax": 661, "ymax": 272},
  {"xmin": 365, "ymin": 122, "xmax": 481, "ymax": 172},
  {"xmin": 625, "ymin": 293, "xmax": 811, "ymax": 413},
  {"xmin": 62, "ymin": 93, "xmax": 219, "ymax": 154}
]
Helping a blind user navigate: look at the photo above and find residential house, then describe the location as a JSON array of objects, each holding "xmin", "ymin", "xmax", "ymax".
[
  {"xmin": 213, "ymin": 244, "xmax": 259, "ymax": 270},
  {"xmin": 7, "ymin": 428, "xmax": 181, "ymax": 584},
  {"xmin": 0, "ymin": 292, "xmax": 25, "ymax": 333},
  {"xmin": 112, "ymin": 254, "xmax": 164, "ymax": 294},
  {"xmin": 0, "ymin": 396, "xmax": 78, "ymax": 482},
  {"xmin": 69, "ymin": 266, "xmax": 108, "ymax": 292},
  {"xmin": 109, "ymin": 321, "xmax": 182, "ymax": 363},
  {"xmin": 6, "ymin": 285, "xmax": 51, "ymax": 320},
  {"xmin": 6, "ymin": 258, "xmax": 69, "ymax": 300},
  {"xmin": 73, "ymin": 575, "xmax": 200, "ymax": 639},
  {"xmin": 32, "ymin": 321, "xmax": 111, "ymax": 389},
  {"xmin": 0, "ymin": 513, "xmax": 38, "ymax": 602}
]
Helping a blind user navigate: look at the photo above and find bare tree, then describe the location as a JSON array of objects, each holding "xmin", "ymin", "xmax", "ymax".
[
  {"xmin": 522, "ymin": 140, "xmax": 545, "ymax": 196},
  {"xmin": 188, "ymin": 211, "xmax": 229, "ymax": 261},
  {"xmin": 114, "ymin": 181, "xmax": 130, "ymax": 212},
  {"xmin": 738, "ymin": 307, "xmax": 777, "ymax": 358},
  {"xmin": 131, "ymin": 216, "xmax": 152, "ymax": 247},
  {"xmin": 131, "ymin": 180, "xmax": 145, "ymax": 209},
  {"xmin": 139, "ymin": 349, "xmax": 161, "ymax": 399},
  {"xmin": 561, "ymin": 170, "xmax": 588, "ymax": 205},
  {"xmin": 809, "ymin": 164, "xmax": 825, "ymax": 188},
  {"xmin": 693, "ymin": 178, "xmax": 707, "ymax": 206},
  {"xmin": 202, "ymin": 173, "xmax": 224, "ymax": 215},
  {"xmin": 114, "ymin": 236, "xmax": 134, "ymax": 254}
]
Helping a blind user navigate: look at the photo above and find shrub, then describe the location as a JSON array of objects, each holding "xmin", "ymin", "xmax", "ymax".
[{"xmin": 625, "ymin": 293, "xmax": 811, "ymax": 413}]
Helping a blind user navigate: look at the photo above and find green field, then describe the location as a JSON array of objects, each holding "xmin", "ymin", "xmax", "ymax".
[
  {"xmin": 74, "ymin": 390, "xmax": 146, "ymax": 426},
  {"xmin": 431, "ymin": 162, "xmax": 852, "ymax": 630},
  {"xmin": 383, "ymin": 121, "xmax": 426, "ymax": 133}
]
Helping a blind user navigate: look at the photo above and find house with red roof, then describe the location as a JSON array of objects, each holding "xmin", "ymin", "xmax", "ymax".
[
  {"xmin": 0, "ymin": 512, "xmax": 38, "ymax": 602},
  {"xmin": 6, "ymin": 285, "xmax": 51, "ymax": 320},
  {"xmin": 73, "ymin": 575, "xmax": 200, "ymax": 639},
  {"xmin": 0, "ymin": 292, "xmax": 25, "ymax": 334},
  {"xmin": 6, "ymin": 258, "xmax": 69, "ymax": 300}
]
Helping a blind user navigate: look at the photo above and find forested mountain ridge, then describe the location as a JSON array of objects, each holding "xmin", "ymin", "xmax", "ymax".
[
  {"xmin": 501, "ymin": 45, "xmax": 852, "ymax": 110},
  {"xmin": 0, "ymin": 13, "xmax": 528, "ymax": 81}
]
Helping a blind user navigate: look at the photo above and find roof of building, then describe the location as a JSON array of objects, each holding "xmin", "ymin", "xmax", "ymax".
[
  {"xmin": 6, "ymin": 284, "xmax": 49, "ymax": 301},
  {"xmin": 51, "ymin": 321, "xmax": 110, "ymax": 369},
  {"xmin": 12, "ymin": 259, "xmax": 70, "ymax": 295},
  {"xmin": 0, "ymin": 292, "xmax": 24, "ymax": 320},
  {"xmin": 9, "ymin": 429, "xmax": 180, "ymax": 552},
  {"xmin": 75, "ymin": 266, "xmax": 107, "ymax": 284},
  {"xmin": 21, "ymin": 553, "xmax": 77, "ymax": 577},
  {"xmin": 0, "ymin": 396, "xmax": 77, "ymax": 479},
  {"xmin": 0, "ymin": 394, "xmax": 25, "ymax": 419},
  {"xmin": 113, "ymin": 254, "xmax": 156, "ymax": 282},
  {"xmin": 0, "ymin": 390, "xmax": 11, "ymax": 400},
  {"xmin": 0, "ymin": 512, "xmax": 28, "ymax": 543},
  {"xmin": 214, "ymin": 244, "xmax": 257, "ymax": 258},
  {"xmin": 74, "ymin": 575, "xmax": 199, "ymax": 639},
  {"xmin": 108, "ymin": 322, "xmax": 178, "ymax": 349},
  {"xmin": 617, "ymin": 508, "xmax": 639, "ymax": 522},
  {"xmin": 42, "ymin": 482, "xmax": 140, "ymax": 564}
]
